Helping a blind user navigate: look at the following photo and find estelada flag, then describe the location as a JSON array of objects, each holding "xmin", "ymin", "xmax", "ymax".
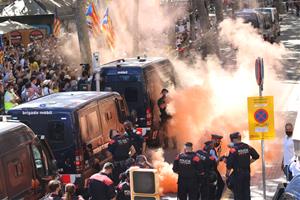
[{"xmin": 53, "ymin": 6, "xmax": 61, "ymax": 37}]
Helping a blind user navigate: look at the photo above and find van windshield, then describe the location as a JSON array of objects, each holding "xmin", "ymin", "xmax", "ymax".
[
  {"xmin": 101, "ymin": 67, "xmax": 143, "ymax": 83},
  {"xmin": 100, "ymin": 67, "xmax": 146, "ymax": 123},
  {"xmin": 236, "ymin": 14, "xmax": 259, "ymax": 28},
  {"xmin": 100, "ymin": 67, "xmax": 144, "ymax": 103}
]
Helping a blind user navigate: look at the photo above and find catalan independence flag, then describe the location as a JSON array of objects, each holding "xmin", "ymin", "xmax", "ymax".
[
  {"xmin": 53, "ymin": 6, "xmax": 61, "ymax": 37},
  {"xmin": 101, "ymin": 8, "xmax": 115, "ymax": 51},
  {"xmin": 86, "ymin": 2, "xmax": 101, "ymax": 36}
]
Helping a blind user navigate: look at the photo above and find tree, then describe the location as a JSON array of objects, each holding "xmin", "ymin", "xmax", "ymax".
[
  {"xmin": 214, "ymin": 0, "xmax": 223, "ymax": 23},
  {"xmin": 193, "ymin": 0, "xmax": 210, "ymax": 33},
  {"xmin": 273, "ymin": 0, "xmax": 284, "ymax": 14},
  {"xmin": 74, "ymin": 0, "xmax": 93, "ymax": 72}
]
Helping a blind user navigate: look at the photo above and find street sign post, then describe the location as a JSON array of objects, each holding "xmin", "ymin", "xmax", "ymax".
[{"xmin": 248, "ymin": 57, "xmax": 272, "ymax": 200}]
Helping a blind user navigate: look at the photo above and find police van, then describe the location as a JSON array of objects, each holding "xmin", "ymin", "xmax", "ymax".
[
  {"xmin": 235, "ymin": 9, "xmax": 272, "ymax": 41},
  {"xmin": 92, "ymin": 57, "xmax": 180, "ymax": 146},
  {"xmin": 0, "ymin": 121, "xmax": 57, "ymax": 199},
  {"xmin": 8, "ymin": 92, "xmax": 129, "ymax": 188}
]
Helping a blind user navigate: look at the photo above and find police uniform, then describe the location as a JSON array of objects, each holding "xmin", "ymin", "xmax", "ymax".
[
  {"xmin": 196, "ymin": 142, "xmax": 217, "ymax": 200},
  {"xmin": 108, "ymin": 134, "xmax": 133, "ymax": 183},
  {"xmin": 210, "ymin": 134, "xmax": 225, "ymax": 200},
  {"xmin": 226, "ymin": 132, "xmax": 260, "ymax": 200},
  {"xmin": 157, "ymin": 89, "xmax": 172, "ymax": 148},
  {"xmin": 126, "ymin": 129, "xmax": 144, "ymax": 156},
  {"xmin": 173, "ymin": 143, "xmax": 202, "ymax": 200},
  {"xmin": 88, "ymin": 172, "xmax": 116, "ymax": 200}
]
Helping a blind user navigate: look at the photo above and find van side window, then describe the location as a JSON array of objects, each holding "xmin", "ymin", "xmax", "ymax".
[
  {"xmin": 86, "ymin": 111, "xmax": 100, "ymax": 139},
  {"xmin": 32, "ymin": 145, "xmax": 44, "ymax": 175},
  {"xmin": 48, "ymin": 121, "xmax": 65, "ymax": 142},
  {"xmin": 115, "ymin": 98, "xmax": 127, "ymax": 123}
]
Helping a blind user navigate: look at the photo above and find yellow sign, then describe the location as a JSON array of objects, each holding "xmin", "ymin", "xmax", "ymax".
[{"xmin": 247, "ymin": 96, "xmax": 275, "ymax": 140}]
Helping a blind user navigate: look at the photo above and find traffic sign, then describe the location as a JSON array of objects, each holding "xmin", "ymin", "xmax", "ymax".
[
  {"xmin": 248, "ymin": 96, "xmax": 275, "ymax": 140},
  {"xmin": 255, "ymin": 57, "xmax": 264, "ymax": 86},
  {"xmin": 254, "ymin": 109, "xmax": 268, "ymax": 123}
]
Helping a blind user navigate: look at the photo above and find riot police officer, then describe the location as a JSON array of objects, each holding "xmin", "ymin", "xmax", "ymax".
[
  {"xmin": 210, "ymin": 134, "xmax": 225, "ymax": 200},
  {"xmin": 107, "ymin": 129, "xmax": 136, "ymax": 184},
  {"xmin": 196, "ymin": 141, "xmax": 217, "ymax": 200},
  {"xmin": 226, "ymin": 132, "xmax": 260, "ymax": 200},
  {"xmin": 124, "ymin": 121, "xmax": 146, "ymax": 156},
  {"xmin": 173, "ymin": 142, "xmax": 203, "ymax": 200}
]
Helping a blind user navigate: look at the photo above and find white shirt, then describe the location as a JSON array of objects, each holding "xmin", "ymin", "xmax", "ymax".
[
  {"xmin": 289, "ymin": 159, "xmax": 300, "ymax": 177},
  {"xmin": 283, "ymin": 135, "xmax": 296, "ymax": 166}
]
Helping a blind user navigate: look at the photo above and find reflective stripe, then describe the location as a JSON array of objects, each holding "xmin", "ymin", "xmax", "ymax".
[
  {"xmin": 60, "ymin": 174, "xmax": 81, "ymax": 184},
  {"xmin": 4, "ymin": 101, "xmax": 13, "ymax": 112},
  {"xmin": 90, "ymin": 173, "xmax": 113, "ymax": 186},
  {"xmin": 136, "ymin": 127, "xmax": 151, "ymax": 136}
]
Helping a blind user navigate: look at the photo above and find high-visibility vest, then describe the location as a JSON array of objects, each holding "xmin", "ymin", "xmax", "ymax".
[{"xmin": 4, "ymin": 92, "xmax": 15, "ymax": 112}]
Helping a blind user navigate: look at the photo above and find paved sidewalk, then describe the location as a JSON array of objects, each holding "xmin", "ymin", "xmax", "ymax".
[{"xmin": 222, "ymin": 163, "xmax": 286, "ymax": 200}]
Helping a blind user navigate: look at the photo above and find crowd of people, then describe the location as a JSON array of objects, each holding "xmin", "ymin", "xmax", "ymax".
[
  {"xmin": 0, "ymin": 35, "xmax": 88, "ymax": 114},
  {"xmin": 42, "ymin": 120, "xmax": 151, "ymax": 200}
]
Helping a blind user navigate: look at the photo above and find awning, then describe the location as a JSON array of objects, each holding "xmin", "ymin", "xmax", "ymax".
[
  {"xmin": 1, "ymin": 0, "xmax": 49, "ymax": 17},
  {"xmin": 0, "ymin": 20, "xmax": 35, "ymax": 34}
]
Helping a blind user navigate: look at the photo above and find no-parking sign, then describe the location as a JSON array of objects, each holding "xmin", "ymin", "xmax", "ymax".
[{"xmin": 248, "ymin": 96, "xmax": 275, "ymax": 140}]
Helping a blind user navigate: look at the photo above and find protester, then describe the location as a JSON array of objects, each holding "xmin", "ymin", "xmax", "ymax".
[
  {"xmin": 4, "ymin": 82, "xmax": 19, "ymax": 112},
  {"xmin": 42, "ymin": 80, "xmax": 53, "ymax": 96},
  {"xmin": 62, "ymin": 183, "xmax": 84, "ymax": 200},
  {"xmin": 282, "ymin": 123, "xmax": 296, "ymax": 181},
  {"xmin": 42, "ymin": 180, "xmax": 63, "ymax": 200},
  {"xmin": 0, "ymin": 35, "xmax": 82, "ymax": 104}
]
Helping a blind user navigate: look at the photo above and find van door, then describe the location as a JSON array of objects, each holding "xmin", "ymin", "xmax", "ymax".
[
  {"xmin": 78, "ymin": 104, "xmax": 103, "ymax": 150},
  {"xmin": 3, "ymin": 146, "xmax": 33, "ymax": 199},
  {"xmin": 98, "ymin": 99, "xmax": 119, "ymax": 143}
]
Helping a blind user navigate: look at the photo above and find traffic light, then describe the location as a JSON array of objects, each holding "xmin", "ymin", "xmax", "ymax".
[{"xmin": 130, "ymin": 167, "xmax": 160, "ymax": 200}]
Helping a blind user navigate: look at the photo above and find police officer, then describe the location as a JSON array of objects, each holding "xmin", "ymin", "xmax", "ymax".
[
  {"xmin": 210, "ymin": 134, "xmax": 225, "ymax": 199},
  {"xmin": 87, "ymin": 162, "xmax": 116, "ymax": 200},
  {"xmin": 107, "ymin": 129, "xmax": 136, "ymax": 184},
  {"xmin": 157, "ymin": 88, "xmax": 175, "ymax": 149},
  {"xmin": 173, "ymin": 142, "xmax": 202, "ymax": 200},
  {"xmin": 226, "ymin": 132, "xmax": 260, "ymax": 200},
  {"xmin": 196, "ymin": 141, "xmax": 217, "ymax": 200},
  {"xmin": 124, "ymin": 121, "xmax": 146, "ymax": 156}
]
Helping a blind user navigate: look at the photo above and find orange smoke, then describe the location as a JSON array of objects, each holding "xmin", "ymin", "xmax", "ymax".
[{"xmin": 150, "ymin": 149, "xmax": 178, "ymax": 195}]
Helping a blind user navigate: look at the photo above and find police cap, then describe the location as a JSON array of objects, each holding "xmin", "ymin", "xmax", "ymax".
[
  {"xmin": 204, "ymin": 141, "xmax": 213, "ymax": 146},
  {"xmin": 184, "ymin": 142, "xmax": 193, "ymax": 147},
  {"xmin": 211, "ymin": 134, "xmax": 223, "ymax": 140},
  {"xmin": 230, "ymin": 132, "xmax": 241, "ymax": 140}
]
